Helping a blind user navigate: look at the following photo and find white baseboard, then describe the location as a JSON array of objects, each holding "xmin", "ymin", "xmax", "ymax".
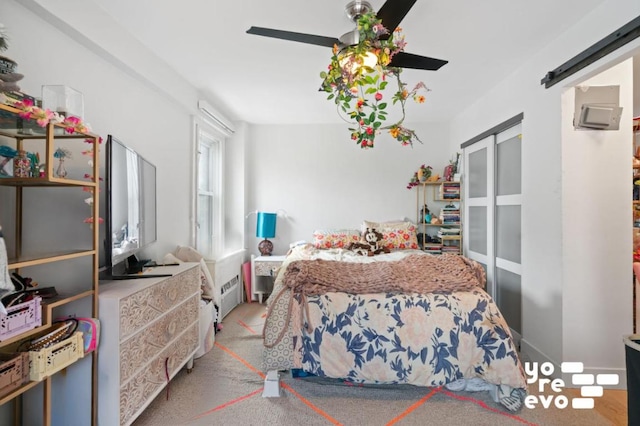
[{"xmin": 520, "ymin": 338, "xmax": 627, "ymax": 390}]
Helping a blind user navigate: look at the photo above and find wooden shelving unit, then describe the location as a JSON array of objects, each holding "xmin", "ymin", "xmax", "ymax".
[
  {"xmin": 0, "ymin": 102, "xmax": 99, "ymax": 425},
  {"xmin": 414, "ymin": 181, "xmax": 462, "ymax": 255}
]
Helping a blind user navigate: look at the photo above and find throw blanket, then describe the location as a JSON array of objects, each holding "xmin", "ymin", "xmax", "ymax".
[
  {"xmin": 264, "ymin": 253, "xmax": 486, "ymax": 348},
  {"xmin": 282, "ymin": 253, "xmax": 486, "ymax": 295}
]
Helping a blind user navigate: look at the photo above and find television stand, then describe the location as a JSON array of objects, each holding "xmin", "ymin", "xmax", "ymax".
[{"xmin": 98, "ymin": 262, "xmax": 201, "ymax": 425}]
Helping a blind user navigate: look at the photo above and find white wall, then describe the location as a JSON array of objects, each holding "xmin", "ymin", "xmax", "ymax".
[
  {"xmin": 2, "ymin": 0, "xmax": 195, "ymax": 261},
  {"xmin": 449, "ymin": 0, "xmax": 640, "ymax": 382},
  {"xmin": 562, "ymin": 60, "xmax": 633, "ymax": 373},
  {"xmin": 0, "ymin": 1, "xmax": 244, "ymax": 424},
  {"xmin": 245, "ymin": 122, "xmax": 451, "ymax": 256}
]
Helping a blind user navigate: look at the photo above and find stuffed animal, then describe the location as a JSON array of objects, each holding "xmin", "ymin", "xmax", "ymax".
[{"xmin": 347, "ymin": 228, "xmax": 390, "ymax": 256}]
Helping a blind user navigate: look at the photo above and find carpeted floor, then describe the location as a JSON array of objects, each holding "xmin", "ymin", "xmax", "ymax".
[{"xmin": 132, "ymin": 303, "xmax": 614, "ymax": 426}]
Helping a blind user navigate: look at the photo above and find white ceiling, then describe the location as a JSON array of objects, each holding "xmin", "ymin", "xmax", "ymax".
[{"xmin": 90, "ymin": 0, "xmax": 608, "ymax": 124}]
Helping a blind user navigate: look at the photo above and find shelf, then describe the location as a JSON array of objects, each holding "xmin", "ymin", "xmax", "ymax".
[
  {"xmin": 0, "ymin": 324, "xmax": 51, "ymax": 348},
  {"xmin": 42, "ymin": 290, "xmax": 95, "ymax": 323},
  {"xmin": 0, "ymin": 102, "xmax": 99, "ymax": 424},
  {"xmin": 0, "ymin": 380, "xmax": 41, "ymax": 406},
  {"xmin": 8, "ymin": 249, "xmax": 97, "ymax": 269},
  {"xmin": 0, "ymin": 104, "xmax": 98, "ymax": 140},
  {"xmin": 0, "ymin": 177, "xmax": 97, "ymax": 187},
  {"xmin": 415, "ymin": 181, "xmax": 447, "ymax": 186},
  {"xmin": 414, "ymin": 180, "xmax": 462, "ymax": 254}
]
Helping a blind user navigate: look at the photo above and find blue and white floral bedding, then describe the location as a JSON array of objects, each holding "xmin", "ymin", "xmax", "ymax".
[{"xmin": 263, "ymin": 245, "xmax": 527, "ymax": 410}]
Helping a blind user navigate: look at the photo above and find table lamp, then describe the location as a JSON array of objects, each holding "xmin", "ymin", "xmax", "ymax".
[{"xmin": 256, "ymin": 212, "xmax": 277, "ymax": 256}]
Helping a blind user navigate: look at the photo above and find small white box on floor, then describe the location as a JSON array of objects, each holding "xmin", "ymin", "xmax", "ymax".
[{"xmin": 263, "ymin": 370, "xmax": 281, "ymax": 397}]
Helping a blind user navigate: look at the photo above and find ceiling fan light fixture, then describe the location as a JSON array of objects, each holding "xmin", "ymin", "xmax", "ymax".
[
  {"xmin": 320, "ymin": 11, "xmax": 430, "ymax": 149},
  {"xmin": 338, "ymin": 49, "xmax": 378, "ymax": 74},
  {"xmin": 246, "ymin": 0, "xmax": 445, "ymax": 149}
]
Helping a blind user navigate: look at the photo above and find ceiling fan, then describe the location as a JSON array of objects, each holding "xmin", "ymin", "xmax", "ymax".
[{"xmin": 246, "ymin": 0, "xmax": 448, "ymax": 71}]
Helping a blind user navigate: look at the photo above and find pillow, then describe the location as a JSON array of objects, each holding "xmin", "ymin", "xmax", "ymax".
[
  {"xmin": 312, "ymin": 229, "xmax": 362, "ymax": 249},
  {"xmin": 361, "ymin": 220, "xmax": 419, "ymax": 250},
  {"xmin": 170, "ymin": 247, "xmax": 217, "ymax": 305},
  {"xmin": 173, "ymin": 245, "xmax": 204, "ymax": 262}
]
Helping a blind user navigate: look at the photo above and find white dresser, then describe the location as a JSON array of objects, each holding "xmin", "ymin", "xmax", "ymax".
[{"xmin": 98, "ymin": 263, "xmax": 201, "ymax": 426}]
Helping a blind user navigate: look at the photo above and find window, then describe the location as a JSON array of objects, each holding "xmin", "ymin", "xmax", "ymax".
[
  {"xmin": 193, "ymin": 101, "xmax": 235, "ymax": 259},
  {"xmin": 195, "ymin": 121, "xmax": 223, "ymax": 259}
]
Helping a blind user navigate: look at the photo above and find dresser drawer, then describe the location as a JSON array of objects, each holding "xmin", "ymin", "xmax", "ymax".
[
  {"xmin": 119, "ymin": 322, "xmax": 199, "ymax": 425},
  {"xmin": 254, "ymin": 261, "xmax": 282, "ymax": 277},
  {"xmin": 119, "ymin": 294, "xmax": 199, "ymax": 383},
  {"xmin": 118, "ymin": 267, "xmax": 200, "ymax": 339}
]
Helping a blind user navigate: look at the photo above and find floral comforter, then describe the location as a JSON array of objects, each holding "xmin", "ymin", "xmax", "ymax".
[{"xmin": 263, "ymin": 245, "xmax": 527, "ymax": 410}]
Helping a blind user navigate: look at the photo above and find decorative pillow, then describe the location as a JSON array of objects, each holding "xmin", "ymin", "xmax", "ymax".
[
  {"xmin": 361, "ymin": 220, "xmax": 419, "ymax": 250},
  {"xmin": 312, "ymin": 229, "xmax": 362, "ymax": 249}
]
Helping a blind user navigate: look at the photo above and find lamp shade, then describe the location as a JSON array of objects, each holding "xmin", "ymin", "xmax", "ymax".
[{"xmin": 256, "ymin": 212, "xmax": 276, "ymax": 239}]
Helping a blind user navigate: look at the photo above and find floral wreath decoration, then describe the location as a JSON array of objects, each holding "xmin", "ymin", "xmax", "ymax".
[{"xmin": 320, "ymin": 12, "xmax": 430, "ymax": 149}]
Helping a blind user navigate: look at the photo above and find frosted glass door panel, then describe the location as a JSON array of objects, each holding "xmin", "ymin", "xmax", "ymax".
[
  {"xmin": 496, "ymin": 267, "xmax": 522, "ymax": 334},
  {"xmin": 496, "ymin": 135, "xmax": 521, "ymax": 196},
  {"xmin": 495, "ymin": 123, "xmax": 522, "ymax": 339},
  {"xmin": 496, "ymin": 205, "xmax": 521, "ymax": 264},
  {"xmin": 469, "ymin": 206, "xmax": 488, "ymax": 255},
  {"xmin": 468, "ymin": 149, "xmax": 487, "ymax": 198}
]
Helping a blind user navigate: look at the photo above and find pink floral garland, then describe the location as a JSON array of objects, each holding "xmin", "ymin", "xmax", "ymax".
[
  {"xmin": 10, "ymin": 97, "xmax": 104, "ymax": 226},
  {"xmin": 11, "ymin": 98, "xmax": 90, "ymax": 133}
]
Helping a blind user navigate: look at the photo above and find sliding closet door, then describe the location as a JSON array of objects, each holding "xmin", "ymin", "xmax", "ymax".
[
  {"xmin": 495, "ymin": 124, "xmax": 522, "ymax": 336},
  {"xmin": 463, "ymin": 120, "xmax": 522, "ymax": 338},
  {"xmin": 464, "ymin": 137, "xmax": 495, "ymax": 297}
]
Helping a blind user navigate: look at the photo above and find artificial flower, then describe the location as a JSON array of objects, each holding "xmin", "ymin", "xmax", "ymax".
[
  {"xmin": 53, "ymin": 147, "xmax": 72, "ymax": 159},
  {"xmin": 406, "ymin": 164, "xmax": 432, "ymax": 189},
  {"xmin": 13, "ymin": 98, "xmax": 36, "ymax": 119},
  {"xmin": 30, "ymin": 108, "xmax": 55, "ymax": 127}
]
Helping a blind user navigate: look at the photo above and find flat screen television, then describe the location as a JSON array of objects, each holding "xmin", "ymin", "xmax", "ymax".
[{"xmin": 99, "ymin": 135, "xmax": 157, "ymax": 278}]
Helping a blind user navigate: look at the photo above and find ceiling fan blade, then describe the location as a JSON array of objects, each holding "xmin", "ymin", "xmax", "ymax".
[
  {"xmin": 376, "ymin": 0, "xmax": 417, "ymax": 35},
  {"xmin": 246, "ymin": 27, "xmax": 340, "ymax": 48},
  {"xmin": 389, "ymin": 52, "xmax": 448, "ymax": 71}
]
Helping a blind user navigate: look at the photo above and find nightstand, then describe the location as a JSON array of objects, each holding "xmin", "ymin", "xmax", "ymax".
[{"xmin": 251, "ymin": 255, "xmax": 286, "ymax": 303}]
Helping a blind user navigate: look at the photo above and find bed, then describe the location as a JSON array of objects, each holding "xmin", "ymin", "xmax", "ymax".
[{"xmin": 262, "ymin": 242, "xmax": 528, "ymax": 412}]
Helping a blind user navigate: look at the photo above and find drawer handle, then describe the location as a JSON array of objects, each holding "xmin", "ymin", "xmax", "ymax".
[{"xmin": 165, "ymin": 357, "xmax": 170, "ymax": 400}]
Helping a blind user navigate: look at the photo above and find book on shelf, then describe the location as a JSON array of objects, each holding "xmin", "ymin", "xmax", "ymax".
[
  {"xmin": 437, "ymin": 230, "xmax": 460, "ymax": 238},
  {"xmin": 423, "ymin": 246, "xmax": 442, "ymax": 254},
  {"xmin": 441, "ymin": 247, "xmax": 460, "ymax": 254},
  {"xmin": 1, "ymin": 91, "xmax": 36, "ymax": 106}
]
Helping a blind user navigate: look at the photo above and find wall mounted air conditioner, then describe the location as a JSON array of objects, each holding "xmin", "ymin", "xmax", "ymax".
[
  {"xmin": 573, "ymin": 85, "xmax": 623, "ymax": 131},
  {"xmin": 576, "ymin": 103, "xmax": 623, "ymax": 130}
]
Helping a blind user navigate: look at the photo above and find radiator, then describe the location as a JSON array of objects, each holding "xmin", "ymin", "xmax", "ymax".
[{"xmin": 205, "ymin": 249, "xmax": 245, "ymax": 319}]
